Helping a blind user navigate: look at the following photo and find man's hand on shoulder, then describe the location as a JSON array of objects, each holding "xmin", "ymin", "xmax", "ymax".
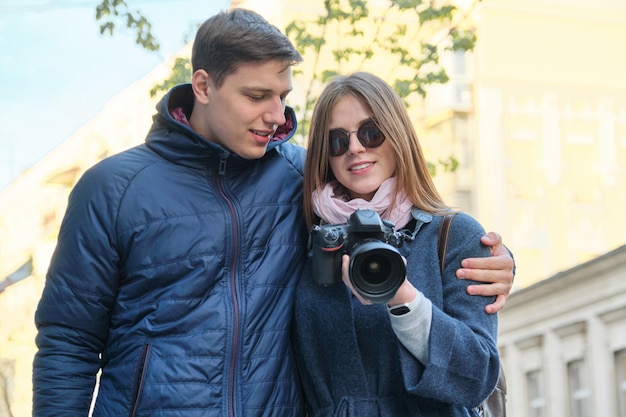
[{"xmin": 457, "ymin": 232, "xmax": 514, "ymax": 314}]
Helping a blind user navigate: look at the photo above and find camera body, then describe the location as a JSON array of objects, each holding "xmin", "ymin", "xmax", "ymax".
[{"xmin": 310, "ymin": 209, "xmax": 406, "ymax": 303}]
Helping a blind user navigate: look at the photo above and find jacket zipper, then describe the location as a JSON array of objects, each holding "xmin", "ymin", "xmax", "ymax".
[
  {"xmin": 130, "ymin": 344, "xmax": 151, "ymax": 417},
  {"xmin": 217, "ymin": 156, "xmax": 240, "ymax": 417}
]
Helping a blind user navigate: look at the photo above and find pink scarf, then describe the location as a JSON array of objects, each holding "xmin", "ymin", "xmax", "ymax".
[{"xmin": 312, "ymin": 178, "xmax": 414, "ymax": 228}]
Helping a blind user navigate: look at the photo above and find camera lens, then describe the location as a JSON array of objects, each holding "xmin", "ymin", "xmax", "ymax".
[
  {"xmin": 356, "ymin": 253, "xmax": 391, "ymax": 285},
  {"xmin": 349, "ymin": 241, "xmax": 406, "ymax": 304}
]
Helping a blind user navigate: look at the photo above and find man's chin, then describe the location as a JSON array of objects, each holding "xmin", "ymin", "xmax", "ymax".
[{"xmin": 237, "ymin": 146, "xmax": 269, "ymax": 160}]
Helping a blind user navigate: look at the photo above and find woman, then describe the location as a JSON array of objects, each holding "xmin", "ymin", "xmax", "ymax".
[{"xmin": 293, "ymin": 72, "xmax": 502, "ymax": 416}]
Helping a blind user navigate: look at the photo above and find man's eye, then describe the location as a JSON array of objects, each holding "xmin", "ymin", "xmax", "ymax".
[{"xmin": 248, "ymin": 95, "xmax": 264, "ymax": 101}]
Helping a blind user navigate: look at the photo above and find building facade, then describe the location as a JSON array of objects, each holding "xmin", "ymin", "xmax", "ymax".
[
  {"xmin": 1, "ymin": 0, "xmax": 626, "ymax": 414},
  {"xmin": 421, "ymin": 0, "xmax": 626, "ymax": 286},
  {"xmin": 0, "ymin": 52, "xmax": 178, "ymax": 416},
  {"xmin": 498, "ymin": 245, "xmax": 626, "ymax": 417}
]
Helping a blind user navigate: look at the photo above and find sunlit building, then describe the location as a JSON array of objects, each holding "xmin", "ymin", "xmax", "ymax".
[
  {"xmin": 0, "ymin": 51, "xmax": 180, "ymax": 416},
  {"xmin": 498, "ymin": 244, "xmax": 626, "ymax": 417},
  {"xmin": 1, "ymin": 0, "xmax": 625, "ymax": 415}
]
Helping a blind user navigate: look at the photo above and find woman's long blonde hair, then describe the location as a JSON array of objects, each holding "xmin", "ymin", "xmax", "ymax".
[{"xmin": 303, "ymin": 72, "xmax": 449, "ymax": 228}]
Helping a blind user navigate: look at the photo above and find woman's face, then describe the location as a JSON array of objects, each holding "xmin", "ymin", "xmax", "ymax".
[{"xmin": 328, "ymin": 95, "xmax": 396, "ymax": 201}]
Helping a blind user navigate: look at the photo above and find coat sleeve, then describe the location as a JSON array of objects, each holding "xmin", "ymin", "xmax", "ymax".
[
  {"xmin": 33, "ymin": 162, "xmax": 123, "ymax": 415},
  {"xmin": 400, "ymin": 213, "xmax": 501, "ymax": 408}
]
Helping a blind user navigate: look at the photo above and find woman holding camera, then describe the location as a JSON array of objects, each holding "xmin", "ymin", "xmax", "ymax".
[{"xmin": 292, "ymin": 72, "xmax": 506, "ymax": 417}]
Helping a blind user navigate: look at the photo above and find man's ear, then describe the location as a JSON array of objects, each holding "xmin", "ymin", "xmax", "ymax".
[{"xmin": 191, "ymin": 69, "xmax": 211, "ymax": 105}]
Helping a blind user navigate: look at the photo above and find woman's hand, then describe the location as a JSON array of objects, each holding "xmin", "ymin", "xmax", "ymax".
[
  {"xmin": 340, "ymin": 254, "xmax": 374, "ymax": 305},
  {"xmin": 457, "ymin": 232, "xmax": 514, "ymax": 314}
]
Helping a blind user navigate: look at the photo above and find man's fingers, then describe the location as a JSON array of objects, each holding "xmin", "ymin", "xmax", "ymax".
[
  {"xmin": 461, "ymin": 254, "xmax": 511, "ymax": 269},
  {"xmin": 466, "ymin": 282, "xmax": 509, "ymax": 297},
  {"xmin": 460, "ymin": 255, "xmax": 514, "ymax": 275},
  {"xmin": 457, "ymin": 268, "xmax": 513, "ymax": 287},
  {"xmin": 484, "ymin": 294, "xmax": 507, "ymax": 314},
  {"xmin": 466, "ymin": 286, "xmax": 507, "ymax": 314},
  {"xmin": 480, "ymin": 231, "xmax": 502, "ymax": 247},
  {"xmin": 481, "ymin": 231, "xmax": 510, "ymax": 258}
]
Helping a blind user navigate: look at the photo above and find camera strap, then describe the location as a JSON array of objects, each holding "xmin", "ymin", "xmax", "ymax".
[{"xmin": 398, "ymin": 208, "xmax": 433, "ymax": 242}]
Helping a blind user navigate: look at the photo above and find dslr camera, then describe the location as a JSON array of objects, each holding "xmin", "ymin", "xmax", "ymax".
[{"xmin": 309, "ymin": 209, "xmax": 406, "ymax": 304}]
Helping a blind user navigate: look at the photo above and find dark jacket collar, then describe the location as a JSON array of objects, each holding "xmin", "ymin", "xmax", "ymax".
[{"xmin": 145, "ymin": 84, "xmax": 298, "ymax": 170}]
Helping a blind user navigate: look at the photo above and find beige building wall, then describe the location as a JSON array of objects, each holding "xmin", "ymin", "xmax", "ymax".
[
  {"xmin": 470, "ymin": 0, "xmax": 626, "ymax": 285},
  {"xmin": 498, "ymin": 245, "xmax": 626, "ymax": 417},
  {"xmin": 2, "ymin": 0, "xmax": 626, "ymax": 414},
  {"xmin": 410, "ymin": 0, "xmax": 626, "ymax": 287},
  {"xmin": 0, "ymin": 51, "xmax": 181, "ymax": 416}
]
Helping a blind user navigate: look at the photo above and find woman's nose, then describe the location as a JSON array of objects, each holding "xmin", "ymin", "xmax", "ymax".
[{"xmin": 347, "ymin": 130, "xmax": 364, "ymax": 155}]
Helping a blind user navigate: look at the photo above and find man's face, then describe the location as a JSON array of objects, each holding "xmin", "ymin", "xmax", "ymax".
[{"xmin": 199, "ymin": 60, "xmax": 293, "ymax": 160}]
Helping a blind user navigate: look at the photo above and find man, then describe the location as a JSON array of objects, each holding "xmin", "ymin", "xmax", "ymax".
[{"xmin": 33, "ymin": 8, "xmax": 513, "ymax": 416}]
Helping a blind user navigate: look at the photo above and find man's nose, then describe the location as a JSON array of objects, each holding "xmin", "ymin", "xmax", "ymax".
[{"xmin": 265, "ymin": 97, "xmax": 286, "ymax": 126}]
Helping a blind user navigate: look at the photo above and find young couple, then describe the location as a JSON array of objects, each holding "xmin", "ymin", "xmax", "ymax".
[{"xmin": 33, "ymin": 8, "xmax": 512, "ymax": 417}]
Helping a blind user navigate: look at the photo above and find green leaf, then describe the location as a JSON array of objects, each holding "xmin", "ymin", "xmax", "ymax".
[
  {"xmin": 390, "ymin": 0, "xmax": 423, "ymax": 10},
  {"xmin": 150, "ymin": 57, "xmax": 192, "ymax": 97},
  {"xmin": 448, "ymin": 28, "xmax": 478, "ymax": 52},
  {"xmin": 439, "ymin": 155, "xmax": 460, "ymax": 172},
  {"xmin": 95, "ymin": 0, "xmax": 160, "ymax": 52}
]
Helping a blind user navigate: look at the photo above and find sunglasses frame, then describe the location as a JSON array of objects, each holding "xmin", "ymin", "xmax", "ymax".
[{"xmin": 328, "ymin": 119, "xmax": 386, "ymax": 157}]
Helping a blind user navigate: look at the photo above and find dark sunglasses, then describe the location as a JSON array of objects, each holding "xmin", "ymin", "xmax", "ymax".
[{"xmin": 328, "ymin": 120, "xmax": 386, "ymax": 157}]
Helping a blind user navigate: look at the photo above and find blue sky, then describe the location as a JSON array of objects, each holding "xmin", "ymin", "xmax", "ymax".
[{"xmin": 0, "ymin": 0, "xmax": 229, "ymax": 190}]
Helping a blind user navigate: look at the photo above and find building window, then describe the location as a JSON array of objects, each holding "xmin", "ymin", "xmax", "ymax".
[
  {"xmin": 617, "ymin": 350, "xmax": 626, "ymax": 417},
  {"xmin": 527, "ymin": 369, "xmax": 546, "ymax": 417},
  {"xmin": 452, "ymin": 50, "xmax": 467, "ymax": 76},
  {"xmin": 568, "ymin": 359, "xmax": 591, "ymax": 417},
  {"xmin": 452, "ymin": 51, "xmax": 471, "ymax": 109}
]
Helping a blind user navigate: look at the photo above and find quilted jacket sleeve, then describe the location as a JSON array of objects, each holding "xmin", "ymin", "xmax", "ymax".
[{"xmin": 33, "ymin": 160, "xmax": 124, "ymax": 416}]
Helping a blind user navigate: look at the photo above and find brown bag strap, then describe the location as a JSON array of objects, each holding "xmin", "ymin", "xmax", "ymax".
[
  {"xmin": 437, "ymin": 212, "xmax": 458, "ymax": 274},
  {"xmin": 437, "ymin": 212, "xmax": 508, "ymax": 417}
]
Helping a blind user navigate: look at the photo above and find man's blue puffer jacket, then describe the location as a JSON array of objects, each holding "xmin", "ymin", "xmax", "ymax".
[{"xmin": 33, "ymin": 84, "xmax": 308, "ymax": 416}]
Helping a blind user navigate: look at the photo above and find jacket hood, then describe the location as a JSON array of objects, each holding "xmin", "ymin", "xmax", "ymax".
[{"xmin": 145, "ymin": 83, "xmax": 299, "ymax": 170}]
